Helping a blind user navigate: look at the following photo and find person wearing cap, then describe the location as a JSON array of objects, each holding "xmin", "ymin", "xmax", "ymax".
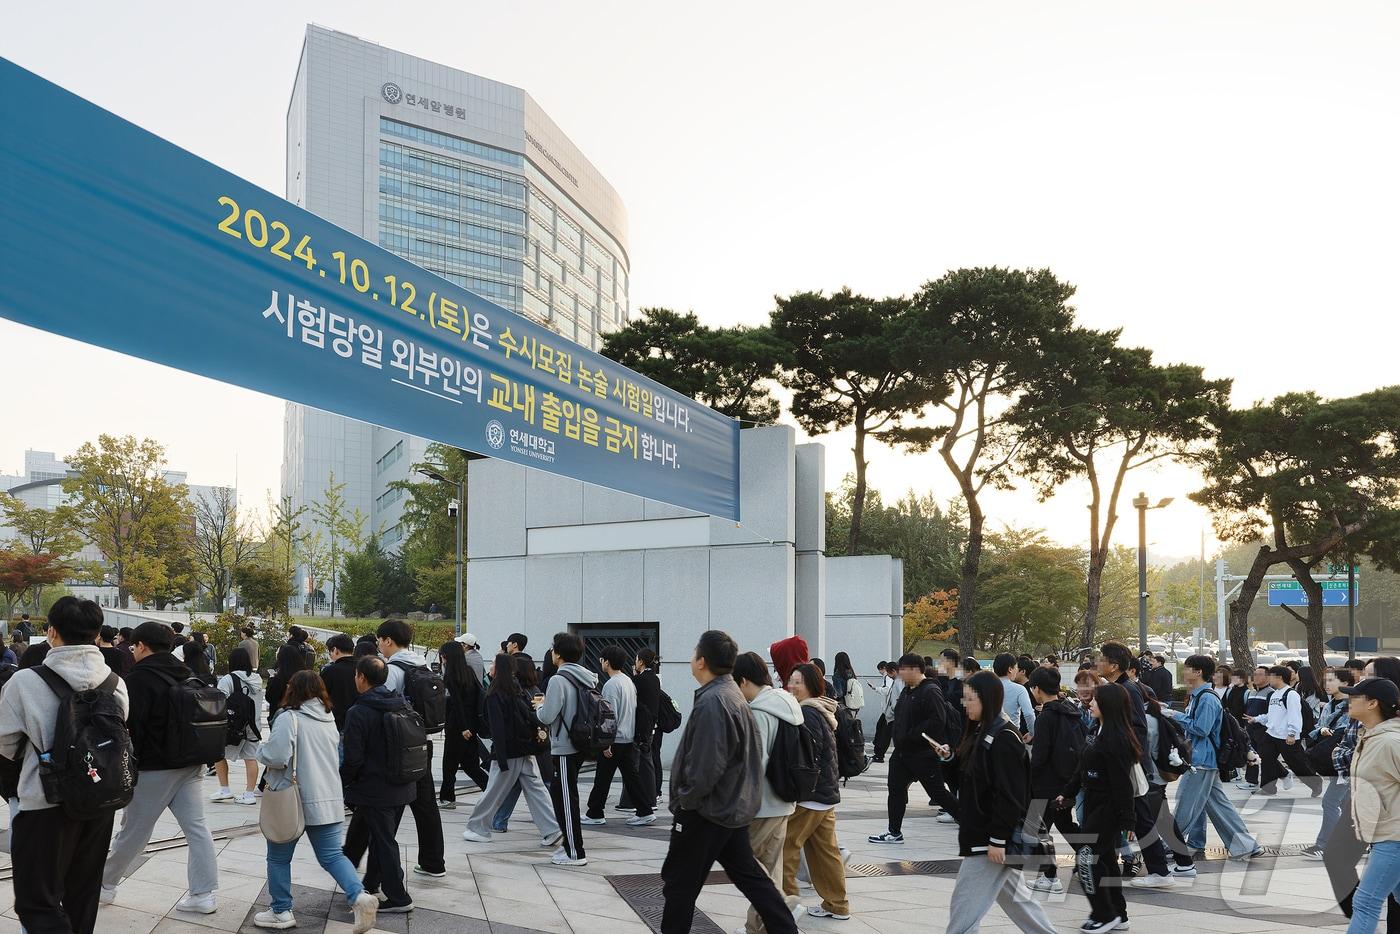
[
  {"xmin": 460, "ymin": 633, "xmax": 485, "ymax": 684},
  {"xmin": 1340, "ymin": 676, "xmax": 1400, "ymax": 934}
]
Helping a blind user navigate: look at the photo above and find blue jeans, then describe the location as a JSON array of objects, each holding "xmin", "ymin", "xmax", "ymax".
[
  {"xmin": 1318, "ymin": 779, "xmax": 1347, "ymax": 849},
  {"xmin": 494, "ymin": 782, "xmax": 520, "ymax": 831},
  {"xmin": 1350, "ymin": 840, "xmax": 1400, "ymax": 934},
  {"xmin": 1174, "ymin": 767, "xmax": 1257, "ymax": 857},
  {"xmin": 267, "ymin": 822, "xmax": 364, "ymax": 913}
]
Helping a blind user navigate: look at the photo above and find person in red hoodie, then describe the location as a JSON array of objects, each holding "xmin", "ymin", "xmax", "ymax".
[{"xmin": 770, "ymin": 636, "xmax": 810, "ymax": 686}]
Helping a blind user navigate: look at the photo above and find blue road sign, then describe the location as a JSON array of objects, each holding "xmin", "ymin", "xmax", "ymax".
[
  {"xmin": 1268, "ymin": 580, "xmax": 1357, "ymax": 608},
  {"xmin": 1327, "ymin": 636, "xmax": 1378, "ymax": 653}
]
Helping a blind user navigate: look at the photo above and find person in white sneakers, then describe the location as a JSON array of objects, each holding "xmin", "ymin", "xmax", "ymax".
[
  {"xmin": 253, "ymin": 671, "xmax": 378, "ymax": 933},
  {"xmin": 583, "ymin": 646, "xmax": 656, "ymax": 827},
  {"xmin": 212, "ymin": 646, "xmax": 263, "ymax": 806}
]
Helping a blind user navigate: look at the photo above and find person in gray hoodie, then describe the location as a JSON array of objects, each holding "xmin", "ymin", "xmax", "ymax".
[
  {"xmin": 254, "ymin": 670, "xmax": 378, "ymax": 933},
  {"xmin": 0, "ymin": 597, "xmax": 127, "ymax": 934},
  {"xmin": 538, "ymin": 631, "xmax": 597, "ymax": 866},
  {"xmin": 733, "ymin": 652, "xmax": 807, "ymax": 934},
  {"xmin": 660, "ymin": 630, "xmax": 799, "ymax": 934}
]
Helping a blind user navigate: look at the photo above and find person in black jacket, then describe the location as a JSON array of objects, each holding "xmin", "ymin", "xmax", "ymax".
[
  {"xmin": 939, "ymin": 671, "xmax": 1058, "ymax": 934},
  {"xmin": 1058, "ymin": 682, "xmax": 1141, "ymax": 932},
  {"xmin": 869, "ymin": 653, "xmax": 958, "ymax": 844},
  {"xmin": 320, "ymin": 634, "xmax": 359, "ymax": 732},
  {"xmin": 1026, "ymin": 666, "xmax": 1083, "ymax": 892},
  {"xmin": 438, "ymin": 640, "xmax": 489, "ymax": 806},
  {"xmin": 632, "ymin": 648, "xmax": 662, "ymax": 811},
  {"xmin": 100, "ymin": 621, "xmax": 221, "ymax": 913},
  {"xmin": 1097, "ymin": 640, "xmax": 1172, "ymax": 882},
  {"xmin": 341, "ymin": 656, "xmax": 416, "ymax": 913}
]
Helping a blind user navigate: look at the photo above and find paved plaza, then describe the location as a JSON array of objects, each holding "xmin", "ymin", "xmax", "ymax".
[{"xmin": 0, "ymin": 753, "xmax": 1359, "ymax": 934}]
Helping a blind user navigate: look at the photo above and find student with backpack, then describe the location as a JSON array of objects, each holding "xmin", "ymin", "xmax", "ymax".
[
  {"xmin": 355, "ymin": 619, "xmax": 446, "ymax": 880},
  {"xmin": 660, "ymin": 631, "xmax": 799, "ymax": 934},
  {"xmin": 938, "ymin": 671, "xmax": 1058, "ymax": 934},
  {"xmin": 782, "ymin": 663, "xmax": 849, "ymax": 921},
  {"xmin": 631, "ymin": 648, "xmax": 663, "ymax": 811},
  {"xmin": 437, "ymin": 640, "xmax": 488, "ymax": 808},
  {"xmin": 869, "ymin": 653, "xmax": 959, "ymax": 845},
  {"xmin": 1164, "ymin": 654, "xmax": 1262, "ymax": 860},
  {"xmin": 1025, "ymin": 666, "xmax": 1084, "ymax": 893},
  {"xmin": 101, "ymin": 620, "xmax": 223, "ymax": 914},
  {"xmin": 0, "ymin": 596, "xmax": 130, "ymax": 934},
  {"xmin": 584, "ymin": 646, "xmax": 656, "ymax": 827},
  {"xmin": 254, "ymin": 670, "xmax": 379, "ymax": 933},
  {"xmin": 537, "ymin": 631, "xmax": 602, "ymax": 866},
  {"xmin": 1248, "ymin": 665, "xmax": 1323, "ymax": 796},
  {"xmin": 341, "ymin": 656, "xmax": 419, "ymax": 914},
  {"xmin": 459, "ymin": 653, "xmax": 562, "ymax": 845},
  {"xmin": 733, "ymin": 651, "xmax": 807, "ymax": 934},
  {"xmin": 1133, "ymin": 685, "xmax": 1196, "ymax": 888},
  {"xmin": 212, "ymin": 646, "xmax": 263, "ymax": 806}
]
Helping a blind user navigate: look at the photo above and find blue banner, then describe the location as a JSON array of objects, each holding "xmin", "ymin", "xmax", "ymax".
[{"xmin": 0, "ymin": 58, "xmax": 740, "ymax": 520}]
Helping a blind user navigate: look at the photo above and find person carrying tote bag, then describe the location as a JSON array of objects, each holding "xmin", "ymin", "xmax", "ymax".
[{"xmin": 254, "ymin": 670, "xmax": 379, "ymax": 933}]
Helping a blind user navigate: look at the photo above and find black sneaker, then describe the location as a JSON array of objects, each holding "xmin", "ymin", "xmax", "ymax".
[
  {"xmin": 1301, "ymin": 845, "xmax": 1325, "ymax": 861},
  {"xmin": 381, "ymin": 900, "xmax": 415, "ymax": 914},
  {"xmin": 868, "ymin": 831, "xmax": 904, "ymax": 844},
  {"xmin": 1081, "ymin": 917, "xmax": 1124, "ymax": 933},
  {"xmin": 413, "ymin": 864, "xmax": 446, "ymax": 878}
]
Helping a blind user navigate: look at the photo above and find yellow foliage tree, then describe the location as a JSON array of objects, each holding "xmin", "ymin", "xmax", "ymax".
[{"xmin": 903, "ymin": 589, "xmax": 959, "ymax": 652}]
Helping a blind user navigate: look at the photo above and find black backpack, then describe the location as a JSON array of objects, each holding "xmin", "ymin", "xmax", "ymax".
[
  {"xmin": 560, "ymin": 671, "xmax": 617, "ymax": 756},
  {"xmin": 35, "ymin": 669, "xmax": 136, "ymax": 819},
  {"xmin": 382, "ymin": 705, "xmax": 431, "ymax": 784},
  {"xmin": 1199, "ymin": 691, "xmax": 1249, "ymax": 774},
  {"xmin": 765, "ymin": 718, "xmax": 819, "ymax": 802},
  {"xmin": 391, "ymin": 658, "xmax": 447, "ymax": 735},
  {"xmin": 656, "ymin": 689, "xmax": 682, "ymax": 734},
  {"xmin": 156, "ymin": 671, "xmax": 228, "ymax": 767},
  {"xmin": 1151, "ymin": 708, "xmax": 1192, "ymax": 782},
  {"xmin": 833, "ymin": 704, "xmax": 869, "ymax": 780},
  {"xmin": 224, "ymin": 674, "xmax": 261, "ymax": 747}
]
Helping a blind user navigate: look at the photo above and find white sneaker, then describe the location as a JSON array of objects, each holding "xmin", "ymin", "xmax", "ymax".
[
  {"xmin": 1131, "ymin": 873, "xmax": 1175, "ymax": 889},
  {"xmin": 808, "ymin": 906, "xmax": 850, "ymax": 920},
  {"xmin": 253, "ymin": 909, "xmax": 296, "ymax": 929},
  {"xmin": 237, "ymin": 791, "xmax": 258, "ymax": 806},
  {"xmin": 626, "ymin": 813, "xmax": 657, "ymax": 826},
  {"xmin": 1028, "ymin": 877, "xmax": 1064, "ymax": 893},
  {"xmin": 1235, "ymin": 780, "xmax": 1258, "ymax": 790},
  {"xmin": 936, "ymin": 812, "xmax": 958, "ymax": 823},
  {"xmin": 99, "ymin": 885, "xmax": 116, "ymax": 906},
  {"xmin": 581, "ymin": 816, "xmax": 606, "ymax": 825},
  {"xmin": 210, "ymin": 788, "xmax": 235, "ymax": 802},
  {"xmin": 461, "ymin": 828, "xmax": 491, "ymax": 843},
  {"xmin": 350, "ymin": 891, "xmax": 379, "ymax": 934},
  {"xmin": 176, "ymin": 892, "xmax": 217, "ymax": 914},
  {"xmin": 551, "ymin": 852, "xmax": 588, "ymax": 866},
  {"xmin": 1171, "ymin": 864, "xmax": 1198, "ymax": 878},
  {"xmin": 541, "ymin": 830, "xmax": 563, "ymax": 847},
  {"xmin": 1282, "ymin": 772, "xmax": 1296, "ymax": 791}
]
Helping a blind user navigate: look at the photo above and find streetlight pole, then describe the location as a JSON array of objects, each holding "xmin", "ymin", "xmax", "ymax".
[{"xmin": 1133, "ymin": 492, "xmax": 1174, "ymax": 653}]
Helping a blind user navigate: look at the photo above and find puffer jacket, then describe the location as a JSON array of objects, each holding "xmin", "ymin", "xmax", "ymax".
[
  {"xmin": 749, "ymin": 686, "xmax": 803, "ymax": 819},
  {"xmin": 1350, "ymin": 717, "xmax": 1400, "ymax": 843},
  {"xmin": 799, "ymin": 696, "xmax": 841, "ymax": 807},
  {"xmin": 340, "ymin": 686, "xmax": 417, "ymax": 807},
  {"xmin": 258, "ymin": 699, "xmax": 345, "ymax": 826}
]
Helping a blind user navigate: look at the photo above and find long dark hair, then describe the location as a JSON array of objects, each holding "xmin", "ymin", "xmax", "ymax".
[
  {"xmin": 1297, "ymin": 666, "xmax": 1323, "ymax": 701},
  {"xmin": 439, "ymin": 640, "xmax": 472, "ymax": 693},
  {"xmin": 833, "ymin": 651, "xmax": 854, "ymax": 698},
  {"xmin": 514, "ymin": 653, "xmax": 540, "ymax": 691},
  {"xmin": 274, "ymin": 644, "xmax": 307, "ymax": 682},
  {"xmin": 1372, "ymin": 656, "xmax": 1400, "ymax": 687},
  {"xmin": 182, "ymin": 642, "xmax": 211, "ymax": 676},
  {"xmin": 487, "ymin": 653, "xmax": 520, "ymax": 700},
  {"xmin": 957, "ymin": 670, "xmax": 1005, "ymax": 763},
  {"xmin": 1094, "ymin": 682, "xmax": 1143, "ymax": 763},
  {"xmin": 227, "ymin": 647, "xmax": 253, "ymax": 675}
]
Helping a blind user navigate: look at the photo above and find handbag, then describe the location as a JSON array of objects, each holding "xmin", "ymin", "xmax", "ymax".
[
  {"xmin": 259, "ymin": 711, "xmax": 305, "ymax": 844},
  {"xmin": 1130, "ymin": 761, "xmax": 1149, "ymax": 798}
]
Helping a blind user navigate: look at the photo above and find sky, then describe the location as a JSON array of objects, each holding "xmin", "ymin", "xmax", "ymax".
[{"xmin": 3, "ymin": 1, "xmax": 1398, "ymax": 565}]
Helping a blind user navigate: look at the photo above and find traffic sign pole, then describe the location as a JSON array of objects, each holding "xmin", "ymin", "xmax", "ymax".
[{"xmin": 1348, "ymin": 561, "xmax": 1357, "ymax": 661}]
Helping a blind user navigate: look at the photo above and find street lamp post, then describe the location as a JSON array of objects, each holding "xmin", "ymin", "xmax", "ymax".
[
  {"xmin": 417, "ymin": 465, "xmax": 464, "ymax": 637},
  {"xmin": 1133, "ymin": 492, "xmax": 1174, "ymax": 653}
]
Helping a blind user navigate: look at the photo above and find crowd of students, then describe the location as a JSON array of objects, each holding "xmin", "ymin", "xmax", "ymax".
[{"xmin": 6, "ymin": 598, "xmax": 1400, "ymax": 934}]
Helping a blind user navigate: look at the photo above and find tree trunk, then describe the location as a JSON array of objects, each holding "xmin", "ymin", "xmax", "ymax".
[
  {"xmin": 956, "ymin": 512, "xmax": 983, "ymax": 656},
  {"xmin": 1081, "ymin": 548, "xmax": 1108, "ymax": 650},
  {"xmin": 847, "ymin": 423, "xmax": 868, "ymax": 555},
  {"xmin": 1229, "ymin": 547, "xmax": 1273, "ymax": 670},
  {"xmin": 1285, "ymin": 557, "xmax": 1329, "ymax": 671}
]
